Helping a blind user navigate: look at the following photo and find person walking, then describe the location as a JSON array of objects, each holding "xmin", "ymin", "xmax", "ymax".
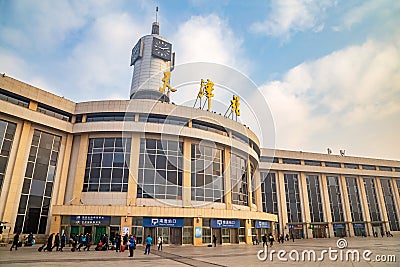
[
  {"xmin": 268, "ymin": 233, "xmax": 274, "ymax": 247},
  {"xmin": 10, "ymin": 233, "xmax": 20, "ymax": 251},
  {"xmin": 212, "ymin": 235, "xmax": 217, "ymax": 247},
  {"xmin": 60, "ymin": 233, "xmax": 66, "ymax": 251},
  {"xmin": 83, "ymin": 233, "xmax": 92, "ymax": 251},
  {"xmin": 52, "ymin": 233, "xmax": 60, "ymax": 251},
  {"xmin": 44, "ymin": 233, "xmax": 54, "ymax": 251},
  {"xmin": 115, "ymin": 233, "xmax": 121, "ymax": 252},
  {"xmin": 157, "ymin": 235, "xmax": 163, "ymax": 251},
  {"xmin": 144, "ymin": 235, "xmax": 152, "ymax": 255},
  {"xmin": 285, "ymin": 233, "xmax": 289, "ymax": 241},
  {"xmin": 262, "ymin": 234, "xmax": 267, "ymax": 247},
  {"xmin": 291, "ymin": 233, "xmax": 295, "ymax": 242},
  {"xmin": 128, "ymin": 234, "xmax": 136, "ymax": 257}
]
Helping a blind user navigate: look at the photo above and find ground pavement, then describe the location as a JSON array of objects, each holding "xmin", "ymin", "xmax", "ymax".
[{"xmin": 0, "ymin": 237, "xmax": 399, "ymax": 266}]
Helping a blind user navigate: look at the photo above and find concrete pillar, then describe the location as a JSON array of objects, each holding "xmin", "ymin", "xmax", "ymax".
[
  {"xmin": 339, "ymin": 175, "xmax": 354, "ymax": 237},
  {"xmin": 245, "ymin": 219, "xmax": 252, "ymax": 244},
  {"xmin": 121, "ymin": 216, "xmax": 132, "ymax": 235},
  {"xmin": 224, "ymin": 148, "xmax": 232, "ymax": 210},
  {"xmin": 254, "ymin": 169, "xmax": 263, "ymax": 212},
  {"xmin": 376, "ymin": 178, "xmax": 390, "ymax": 232},
  {"xmin": 193, "ymin": 217, "xmax": 202, "ymax": 246},
  {"xmin": 2, "ymin": 121, "xmax": 32, "ymax": 236},
  {"xmin": 299, "ymin": 172, "xmax": 312, "ymax": 238},
  {"xmin": 28, "ymin": 100, "xmax": 38, "ymax": 111},
  {"xmin": 277, "ymin": 171, "xmax": 288, "ymax": 235},
  {"xmin": 320, "ymin": 174, "xmax": 334, "ymax": 237},
  {"xmin": 358, "ymin": 176, "xmax": 372, "ymax": 236},
  {"xmin": 127, "ymin": 133, "xmax": 140, "ymax": 206},
  {"xmin": 49, "ymin": 216, "xmax": 61, "ymax": 234},
  {"xmin": 182, "ymin": 138, "xmax": 191, "ymax": 207},
  {"xmin": 246, "ymin": 159, "xmax": 253, "ymax": 210},
  {"xmin": 71, "ymin": 133, "xmax": 89, "ymax": 205}
]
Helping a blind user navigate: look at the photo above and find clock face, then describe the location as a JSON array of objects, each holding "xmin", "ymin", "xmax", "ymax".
[
  {"xmin": 130, "ymin": 39, "xmax": 142, "ymax": 66},
  {"xmin": 151, "ymin": 37, "xmax": 172, "ymax": 61}
]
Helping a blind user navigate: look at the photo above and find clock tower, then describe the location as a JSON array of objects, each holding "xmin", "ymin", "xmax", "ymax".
[{"xmin": 129, "ymin": 10, "xmax": 174, "ymax": 102}]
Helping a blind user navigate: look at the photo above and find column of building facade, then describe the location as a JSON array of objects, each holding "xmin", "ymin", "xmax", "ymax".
[
  {"xmin": 320, "ymin": 174, "xmax": 334, "ymax": 237},
  {"xmin": 49, "ymin": 133, "xmax": 74, "ymax": 234},
  {"xmin": 339, "ymin": 175, "xmax": 354, "ymax": 236},
  {"xmin": 127, "ymin": 133, "xmax": 140, "ymax": 206},
  {"xmin": 71, "ymin": 133, "xmax": 89, "ymax": 205},
  {"xmin": 253, "ymin": 169, "xmax": 263, "ymax": 212},
  {"xmin": 375, "ymin": 178, "xmax": 390, "ymax": 232},
  {"xmin": 246, "ymin": 159, "xmax": 253, "ymax": 211},
  {"xmin": 299, "ymin": 172, "xmax": 312, "ymax": 238},
  {"xmin": 357, "ymin": 176, "xmax": 372, "ymax": 236},
  {"xmin": 223, "ymin": 148, "xmax": 232, "ymax": 210},
  {"xmin": 2, "ymin": 121, "xmax": 32, "ymax": 236},
  {"xmin": 182, "ymin": 138, "xmax": 191, "ymax": 207},
  {"xmin": 277, "ymin": 171, "xmax": 288, "ymax": 235}
]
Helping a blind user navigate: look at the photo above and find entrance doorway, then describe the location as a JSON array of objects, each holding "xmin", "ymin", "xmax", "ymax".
[
  {"xmin": 212, "ymin": 228, "xmax": 222, "ymax": 245},
  {"xmin": 144, "ymin": 227, "xmax": 156, "ymax": 245},
  {"xmin": 169, "ymin": 228, "xmax": 182, "ymax": 245},
  {"xmin": 95, "ymin": 226, "xmax": 106, "ymax": 244}
]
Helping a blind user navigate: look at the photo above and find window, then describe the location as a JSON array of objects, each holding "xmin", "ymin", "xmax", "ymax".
[
  {"xmin": 192, "ymin": 120, "xmax": 227, "ymax": 135},
  {"xmin": 15, "ymin": 130, "xmax": 61, "ymax": 234},
  {"xmin": 306, "ymin": 175, "xmax": 324, "ymax": 222},
  {"xmin": 0, "ymin": 88, "xmax": 29, "ymax": 108},
  {"xmin": 379, "ymin": 166, "xmax": 392, "ymax": 172},
  {"xmin": 282, "ymin": 158, "xmax": 301, "ymax": 165},
  {"xmin": 260, "ymin": 172, "xmax": 278, "ymax": 215},
  {"xmin": 37, "ymin": 103, "xmax": 71, "ymax": 122},
  {"xmin": 344, "ymin": 163, "xmax": 359, "ymax": 169},
  {"xmin": 326, "ymin": 176, "xmax": 344, "ymax": 222},
  {"xmin": 304, "ymin": 160, "xmax": 322, "ymax": 166},
  {"xmin": 362, "ymin": 165, "xmax": 376, "ymax": 170},
  {"xmin": 86, "ymin": 112, "xmax": 133, "ymax": 122},
  {"xmin": 260, "ymin": 156, "xmax": 279, "ymax": 163},
  {"xmin": 83, "ymin": 138, "xmax": 131, "ymax": 192},
  {"xmin": 380, "ymin": 178, "xmax": 399, "ymax": 231},
  {"xmin": 325, "ymin": 162, "xmax": 341, "ymax": 168},
  {"xmin": 137, "ymin": 138, "xmax": 183, "ymax": 200},
  {"xmin": 284, "ymin": 173, "xmax": 302, "ymax": 223},
  {"xmin": 0, "ymin": 120, "xmax": 16, "ymax": 195},
  {"xmin": 363, "ymin": 178, "xmax": 381, "ymax": 222},
  {"xmin": 139, "ymin": 114, "xmax": 188, "ymax": 126},
  {"xmin": 345, "ymin": 177, "xmax": 363, "ymax": 222},
  {"xmin": 230, "ymin": 153, "xmax": 248, "ymax": 206},
  {"xmin": 191, "ymin": 143, "xmax": 224, "ymax": 203}
]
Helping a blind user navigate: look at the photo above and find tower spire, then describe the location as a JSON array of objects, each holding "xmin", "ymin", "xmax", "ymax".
[{"xmin": 152, "ymin": 6, "xmax": 160, "ymax": 35}]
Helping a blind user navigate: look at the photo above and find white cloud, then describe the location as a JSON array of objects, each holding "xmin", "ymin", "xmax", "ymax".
[
  {"xmin": 171, "ymin": 14, "xmax": 249, "ymax": 71},
  {"xmin": 251, "ymin": 0, "xmax": 333, "ymax": 41},
  {"xmin": 260, "ymin": 35, "xmax": 400, "ymax": 159}
]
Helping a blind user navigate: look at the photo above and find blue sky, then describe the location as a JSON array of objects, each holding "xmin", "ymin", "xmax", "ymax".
[{"xmin": 0, "ymin": 0, "xmax": 399, "ymax": 160}]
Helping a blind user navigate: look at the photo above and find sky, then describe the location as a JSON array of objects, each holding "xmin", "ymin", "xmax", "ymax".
[{"xmin": 0, "ymin": 0, "xmax": 399, "ymax": 160}]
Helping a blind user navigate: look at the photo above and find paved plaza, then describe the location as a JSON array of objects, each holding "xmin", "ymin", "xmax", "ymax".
[{"xmin": 0, "ymin": 237, "xmax": 399, "ymax": 266}]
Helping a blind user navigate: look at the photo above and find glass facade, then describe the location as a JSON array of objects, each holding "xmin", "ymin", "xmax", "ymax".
[
  {"xmin": 137, "ymin": 138, "xmax": 183, "ymax": 199},
  {"xmin": 83, "ymin": 138, "xmax": 131, "ymax": 192},
  {"xmin": 363, "ymin": 177, "xmax": 381, "ymax": 222},
  {"xmin": 346, "ymin": 177, "xmax": 363, "ymax": 222},
  {"xmin": 230, "ymin": 153, "xmax": 248, "ymax": 206},
  {"xmin": 306, "ymin": 175, "xmax": 324, "ymax": 222},
  {"xmin": 380, "ymin": 178, "xmax": 399, "ymax": 231},
  {"xmin": 15, "ymin": 130, "xmax": 61, "ymax": 234},
  {"xmin": 260, "ymin": 172, "xmax": 278, "ymax": 214},
  {"xmin": 326, "ymin": 176, "xmax": 344, "ymax": 222},
  {"xmin": 284, "ymin": 173, "xmax": 302, "ymax": 223},
  {"xmin": 191, "ymin": 143, "xmax": 224, "ymax": 202},
  {"xmin": 250, "ymin": 162, "xmax": 256, "ymax": 205},
  {"xmin": 0, "ymin": 119, "xmax": 16, "ymax": 194}
]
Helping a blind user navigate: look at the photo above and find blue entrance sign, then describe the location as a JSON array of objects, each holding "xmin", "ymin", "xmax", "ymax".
[
  {"xmin": 210, "ymin": 219, "xmax": 240, "ymax": 228},
  {"xmin": 71, "ymin": 215, "xmax": 110, "ymax": 226},
  {"xmin": 195, "ymin": 227, "xmax": 202, "ymax": 238},
  {"xmin": 255, "ymin": 220, "xmax": 270, "ymax": 229},
  {"xmin": 353, "ymin": 223, "xmax": 365, "ymax": 228},
  {"xmin": 143, "ymin": 217, "xmax": 184, "ymax": 228}
]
